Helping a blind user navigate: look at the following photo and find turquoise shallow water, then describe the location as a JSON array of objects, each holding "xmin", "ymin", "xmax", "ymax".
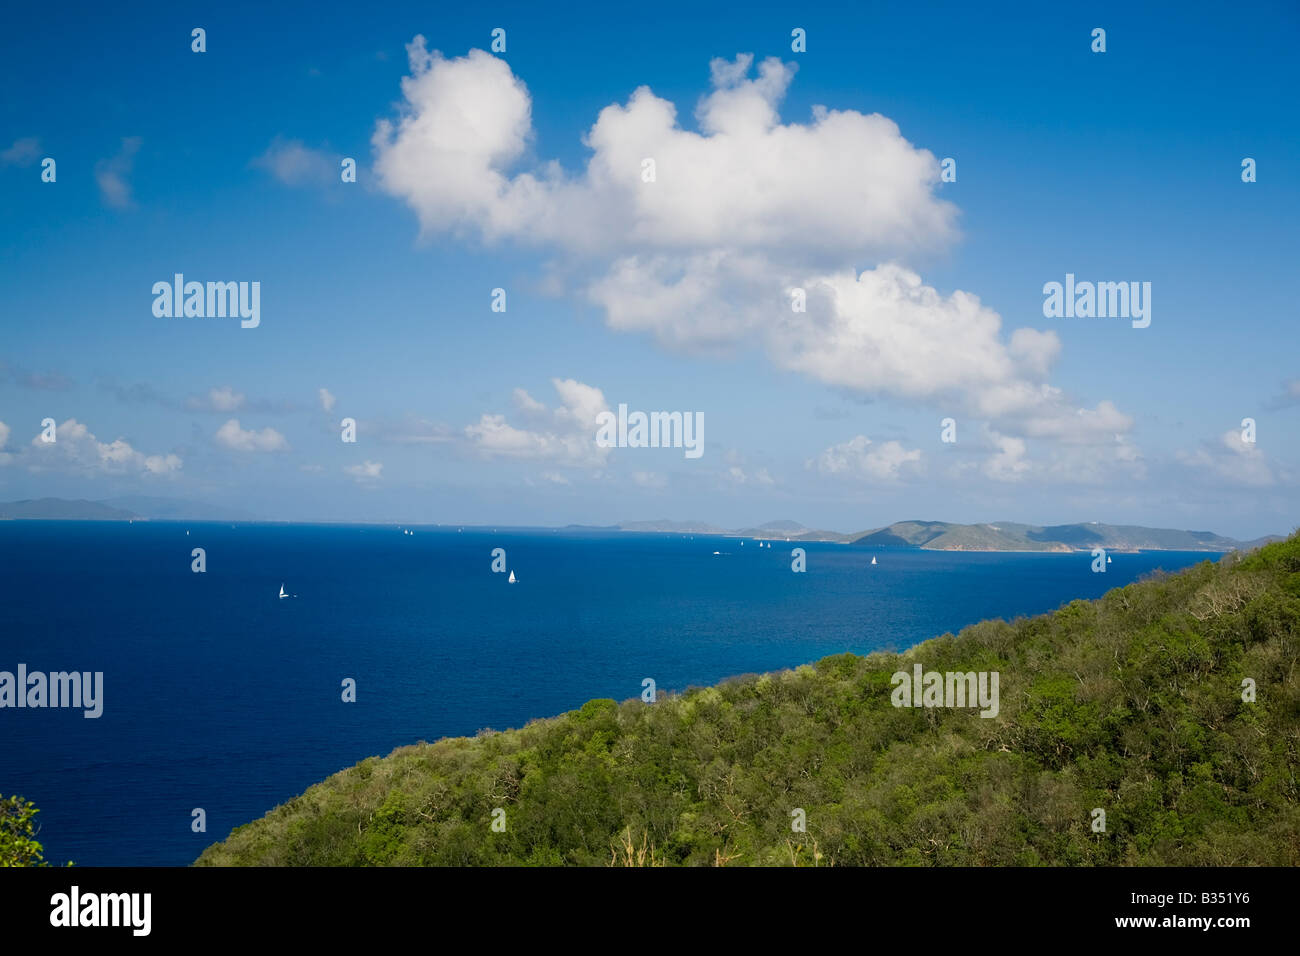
[{"xmin": 0, "ymin": 520, "xmax": 1215, "ymax": 864}]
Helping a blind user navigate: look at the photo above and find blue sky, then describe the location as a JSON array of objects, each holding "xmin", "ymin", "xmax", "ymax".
[{"xmin": 1, "ymin": 0, "xmax": 1296, "ymax": 537}]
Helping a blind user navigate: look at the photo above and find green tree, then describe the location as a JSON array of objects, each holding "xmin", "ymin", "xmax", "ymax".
[{"xmin": 0, "ymin": 795, "xmax": 63, "ymax": 867}]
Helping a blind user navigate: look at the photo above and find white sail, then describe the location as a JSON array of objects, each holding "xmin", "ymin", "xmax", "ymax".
[
  {"xmin": 871, "ymin": 556, "xmax": 877, "ymax": 565},
  {"xmin": 508, "ymin": 570, "xmax": 517, "ymax": 583},
  {"xmin": 279, "ymin": 584, "xmax": 287, "ymax": 598}
]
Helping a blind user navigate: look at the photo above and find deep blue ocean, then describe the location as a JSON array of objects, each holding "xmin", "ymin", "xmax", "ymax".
[{"xmin": 0, "ymin": 521, "xmax": 1217, "ymax": 865}]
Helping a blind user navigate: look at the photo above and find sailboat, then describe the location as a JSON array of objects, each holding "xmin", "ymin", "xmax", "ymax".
[
  {"xmin": 508, "ymin": 570, "xmax": 517, "ymax": 584},
  {"xmin": 871, "ymin": 556, "xmax": 877, "ymax": 565},
  {"xmin": 279, "ymin": 583, "xmax": 291, "ymax": 599}
]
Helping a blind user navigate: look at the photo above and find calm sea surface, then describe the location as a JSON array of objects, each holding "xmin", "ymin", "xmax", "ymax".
[{"xmin": 0, "ymin": 521, "xmax": 1216, "ymax": 864}]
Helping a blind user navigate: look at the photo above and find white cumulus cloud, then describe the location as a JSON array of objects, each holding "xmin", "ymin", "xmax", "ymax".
[
  {"xmin": 464, "ymin": 378, "xmax": 610, "ymax": 467},
  {"xmin": 811, "ymin": 435, "xmax": 923, "ymax": 482},
  {"xmin": 215, "ymin": 419, "xmax": 288, "ymax": 453},
  {"xmin": 27, "ymin": 418, "xmax": 181, "ymax": 475},
  {"xmin": 344, "ymin": 460, "xmax": 383, "ymax": 481},
  {"xmin": 982, "ymin": 434, "xmax": 1030, "ymax": 483},
  {"xmin": 373, "ymin": 44, "xmax": 955, "ymax": 256},
  {"xmin": 187, "ymin": 386, "xmax": 246, "ymax": 413},
  {"xmin": 1177, "ymin": 430, "xmax": 1275, "ymax": 487},
  {"xmin": 374, "ymin": 43, "xmax": 1135, "ymax": 468}
]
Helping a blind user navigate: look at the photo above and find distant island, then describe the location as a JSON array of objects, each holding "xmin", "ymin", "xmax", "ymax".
[
  {"xmin": 0, "ymin": 497, "xmax": 257, "ymax": 522},
  {"xmin": 617, "ymin": 518, "xmax": 1279, "ymax": 553},
  {"xmin": 0, "ymin": 498, "xmax": 139, "ymax": 520},
  {"xmin": 1, "ymin": 499, "xmax": 1276, "ymax": 552}
]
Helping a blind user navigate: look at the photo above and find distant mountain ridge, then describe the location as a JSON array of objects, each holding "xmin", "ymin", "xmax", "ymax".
[
  {"xmin": 620, "ymin": 518, "xmax": 1276, "ymax": 552},
  {"xmin": 0, "ymin": 498, "xmax": 137, "ymax": 520},
  {"xmin": 619, "ymin": 518, "xmax": 853, "ymax": 541},
  {"xmin": 0, "ymin": 496, "xmax": 258, "ymax": 521},
  {"xmin": 617, "ymin": 519, "xmax": 731, "ymax": 535},
  {"xmin": 0, "ymin": 500, "xmax": 1275, "ymax": 551}
]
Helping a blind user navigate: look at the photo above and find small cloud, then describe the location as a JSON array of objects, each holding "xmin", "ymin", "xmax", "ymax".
[
  {"xmin": 215, "ymin": 418, "xmax": 288, "ymax": 452},
  {"xmin": 722, "ymin": 465, "xmax": 777, "ymax": 487},
  {"xmin": 186, "ymin": 386, "xmax": 295, "ymax": 415},
  {"xmin": 187, "ymin": 385, "xmax": 246, "ymax": 413},
  {"xmin": 344, "ymin": 460, "xmax": 383, "ymax": 481},
  {"xmin": 0, "ymin": 360, "xmax": 73, "ymax": 391},
  {"xmin": 1, "ymin": 137, "xmax": 41, "ymax": 166},
  {"xmin": 465, "ymin": 378, "xmax": 610, "ymax": 467},
  {"xmin": 538, "ymin": 470, "xmax": 571, "ymax": 485},
  {"xmin": 95, "ymin": 137, "xmax": 142, "ymax": 210},
  {"xmin": 810, "ymin": 435, "xmax": 923, "ymax": 482},
  {"xmin": 512, "ymin": 388, "xmax": 548, "ymax": 417},
  {"xmin": 252, "ymin": 137, "xmax": 338, "ymax": 188},
  {"xmin": 318, "ymin": 388, "xmax": 336, "ymax": 412},
  {"xmin": 1267, "ymin": 378, "xmax": 1300, "ymax": 410},
  {"xmin": 207, "ymin": 386, "xmax": 245, "ymax": 412},
  {"xmin": 1177, "ymin": 429, "xmax": 1275, "ymax": 487},
  {"xmin": 372, "ymin": 417, "xmax": 455, "ymax": 445},
  {"xmin": 100, "ymin": 380, "xmax": 176, "ymax": 408}
]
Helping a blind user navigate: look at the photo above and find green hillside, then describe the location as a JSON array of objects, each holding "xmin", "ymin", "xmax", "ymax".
[
  {"xmin": 851, "ymin": 520, "xmax": 1261, "ymax": 552},
  {"xmin": 854, "ymin": 520, "xmax": 1068, "ymax": 551},
  {"xmin": 197, "ymin": 534, "xmax": 1300, "ymax": 867}
]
